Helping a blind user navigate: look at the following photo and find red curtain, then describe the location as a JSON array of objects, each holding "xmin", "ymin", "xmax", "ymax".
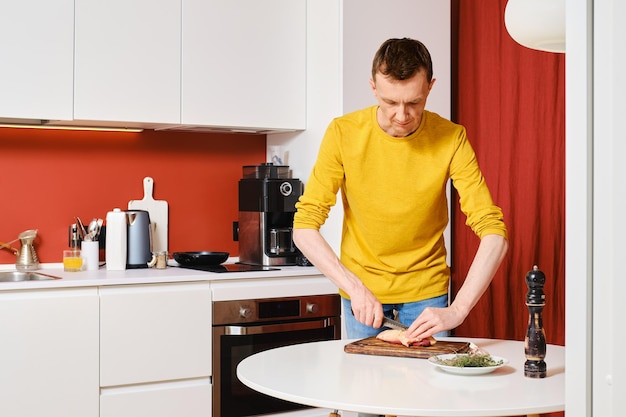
[
  {"xmin": 451, "ymin": 3, "xmax": 565, "ymax": 415},
  {"xmin": 451, "ymin": 0, "xmax": 565, "ymax": 343}
]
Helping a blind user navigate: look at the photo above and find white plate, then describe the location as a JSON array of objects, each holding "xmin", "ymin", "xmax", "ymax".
[{"xmin": 427, "ymin": 354, "xmax": 508, "ymax": 375}]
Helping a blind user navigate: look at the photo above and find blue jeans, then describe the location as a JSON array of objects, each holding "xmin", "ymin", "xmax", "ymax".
[
  {"xmin": 342, "ymin": 294, "xmax": 451, "ymax": 339},
  {"xmin": 342, "ymin": 294, "xmax": 450, "ymax": 417}
]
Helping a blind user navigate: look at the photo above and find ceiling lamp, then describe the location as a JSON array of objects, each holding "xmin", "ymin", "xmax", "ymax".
[{"xmin": 504, "ymin": 0, "xmax": 565, "ymax": 53}]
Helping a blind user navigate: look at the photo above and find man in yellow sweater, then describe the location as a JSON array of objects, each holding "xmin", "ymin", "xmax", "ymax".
[{"xmin": 293, "ymin": 38, "xmax": 508, "ymax": 348}]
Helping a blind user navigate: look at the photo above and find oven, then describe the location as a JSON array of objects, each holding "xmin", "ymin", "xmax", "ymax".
[{"xmin": 212, "ymin": 293, "xmax": 341, "ymax": 417}]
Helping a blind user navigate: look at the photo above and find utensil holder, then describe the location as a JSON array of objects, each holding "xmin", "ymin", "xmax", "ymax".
[{"xmin": 81, "ymin": 240, "xmax": 100, "ymax": 271}]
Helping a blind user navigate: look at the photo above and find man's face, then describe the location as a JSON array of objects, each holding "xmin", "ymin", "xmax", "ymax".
[{"xmin": 370, "ymin": 69, "xmax": 435, "ymax": 137}]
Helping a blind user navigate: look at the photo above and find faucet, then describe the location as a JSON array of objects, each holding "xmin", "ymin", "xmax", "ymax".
[{"xmin": 0, "ymin": 230, "xmax": 40, "ymax": 271}]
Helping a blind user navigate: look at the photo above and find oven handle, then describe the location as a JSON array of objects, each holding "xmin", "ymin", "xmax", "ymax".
[{"xmin": 223, "ymin": 318, "xmax": 336, "ymax": 336}]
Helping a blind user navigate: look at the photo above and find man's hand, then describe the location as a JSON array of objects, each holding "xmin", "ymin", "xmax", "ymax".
[
  {"xmin": 349, "ymin": 285, "xmax": 384, "ymax": 328},
  {"xmin": 292, "ymin": 229, "xmax": 386, "ymax": 328},
  {"xmin": 405, "ymin": 305, "xmax": 465, "ymax": 340},
  {"xmin": 405, "ymin": 233, "xmax": 509, "ymax": 341}
]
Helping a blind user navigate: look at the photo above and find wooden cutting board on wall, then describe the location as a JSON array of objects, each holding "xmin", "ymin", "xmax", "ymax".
[
  {"xmin": 344, "ymin": 337, "xmax": 470, "ymax": 359},
  {"xmin": 128, "ymin": 177, "xmax": 169, "ymax": 253}
]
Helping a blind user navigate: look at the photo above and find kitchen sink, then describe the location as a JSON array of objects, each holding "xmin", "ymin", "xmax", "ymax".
[{"xmin": 0, "ymin": 271, "xmax": 62, "ymax": 282}]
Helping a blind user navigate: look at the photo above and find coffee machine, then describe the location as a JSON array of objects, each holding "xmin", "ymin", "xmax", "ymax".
[{"xmin": 238, "ymin": 163, "xmax": 303, "ymax": 266}]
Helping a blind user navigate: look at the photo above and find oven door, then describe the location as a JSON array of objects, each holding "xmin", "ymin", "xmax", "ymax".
[{"xmin": 213, "ymin": 318, "xmax": 340, "ymax": 417}]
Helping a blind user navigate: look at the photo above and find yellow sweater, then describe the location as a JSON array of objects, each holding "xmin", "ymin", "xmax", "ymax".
[{"xmin": 293, "ymin": 106, "xmax": 508, "ymax": 303}]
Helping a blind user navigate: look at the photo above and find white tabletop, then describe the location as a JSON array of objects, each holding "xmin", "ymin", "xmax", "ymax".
[{"xmin": 237, "ymin": 338, "xmax": 565, "ymax": 417}]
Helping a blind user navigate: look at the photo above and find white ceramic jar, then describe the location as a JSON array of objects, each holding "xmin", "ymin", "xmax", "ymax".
[{"xmin": 105, "ymin": 208, "xmax": 127, "ymax": 270}]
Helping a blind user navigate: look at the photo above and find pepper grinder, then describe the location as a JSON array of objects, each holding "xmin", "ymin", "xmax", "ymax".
[{"xmin": 524, "ymin": 265, "xmax": 547, "ymax": 378}]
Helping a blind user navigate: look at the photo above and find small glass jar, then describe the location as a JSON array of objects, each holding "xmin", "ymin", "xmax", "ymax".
[
  {"xmin": 63, "ymin": 249, "xmax": 83, "ymax": 272},
  {"xmin": 148, "ymin": 251, "xmax": 168, "ymax": 269}
]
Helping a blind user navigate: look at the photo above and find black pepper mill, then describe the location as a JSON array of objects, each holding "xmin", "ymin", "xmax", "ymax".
[{"xmin": 524, "ymin": 265, "xmax": 547, "ymax": 378}]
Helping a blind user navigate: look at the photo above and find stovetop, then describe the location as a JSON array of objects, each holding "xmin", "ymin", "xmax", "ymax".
[{"xmin": 177, "ymin": 263, "xmax": 281, "ymax": 273}]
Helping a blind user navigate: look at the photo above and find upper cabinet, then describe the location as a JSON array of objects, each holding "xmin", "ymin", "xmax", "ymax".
[
  {"xmin": 0, "ymin": 0, "xmax": 74, "ymax": 121},
  {"xmin": 181, "ymin": 0, "xmax": 306, "ymax": 131},
  {"xmin": 0, "ymin": 0, "xmax": 306, "ymax": 132},
  {"xmin": 74, "ymin": 0, "xmax": 181, "ymax": 125}
]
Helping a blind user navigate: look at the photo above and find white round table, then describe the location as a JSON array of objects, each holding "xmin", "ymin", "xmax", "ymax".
[{"xmin": 237, "ymin": 337, "xmax": 564, "ymax": 417}]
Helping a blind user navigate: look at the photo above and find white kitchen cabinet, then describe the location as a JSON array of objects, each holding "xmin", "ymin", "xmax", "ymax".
[
  {"xmin": 0, "ymin": 288, "xmax": 99, "ymax": 417},
  {"xmin": 0, "ymin": 0, "xmax": 74, "ymax": 121},
  {"xmin": 99, "ymin": 282, "xmax": 212, "ymax": 386},
  {"xmin": 181, "ymin": 0, "xmax": 306, "ymax": 131},
  {"xmin": 100, "ymin": 379, "xmax": 211, "ymax": 417},
  {"xmin": 74, "ymin": 0, "xmax": 181, "ymax": 125},
  {"xmin": 3, "ymin": 0, "xmax": 305, "ymax": 130}
]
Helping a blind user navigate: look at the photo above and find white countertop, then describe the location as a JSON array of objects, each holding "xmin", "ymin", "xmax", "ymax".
[
  {"xmin": 0, "ymin": 261, "xmax": 330, "ymax": 294},
  {"xmin": 237, "ymin": 338, "xmax": 565, "ymax": 417}
]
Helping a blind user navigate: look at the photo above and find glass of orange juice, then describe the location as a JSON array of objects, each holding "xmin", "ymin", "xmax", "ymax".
[{"xmin": 63, "ymin": 249, "xmax": 83, "ymax": 272}]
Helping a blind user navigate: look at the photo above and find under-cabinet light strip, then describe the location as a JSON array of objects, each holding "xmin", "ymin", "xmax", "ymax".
[{"xmin": 0, "ymin": 124, "xmax": 144, "ymax": 133}]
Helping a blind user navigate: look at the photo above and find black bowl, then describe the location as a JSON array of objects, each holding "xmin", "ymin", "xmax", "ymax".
[{"xmin": 172, "ymin": 251, "xmax": 229, "ymax": 266}]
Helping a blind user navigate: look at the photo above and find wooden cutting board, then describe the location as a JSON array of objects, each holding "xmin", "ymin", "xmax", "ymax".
[
  {"xmin": 344, "ymin": 337, "xmax": 470, "ymax": 359},
  {"xmin": 128, "ymin": 177, "xmax": 169, "ymax": 253}
]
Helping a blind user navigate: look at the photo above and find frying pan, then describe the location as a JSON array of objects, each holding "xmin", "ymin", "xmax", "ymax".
[{"xmin": 173, "ymin": 251, "xmax": 229, "ymax": 266}]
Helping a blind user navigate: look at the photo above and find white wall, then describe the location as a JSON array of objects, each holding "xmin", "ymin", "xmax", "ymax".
[
  {"xmin": 590, "ymin": 0, "xmax": 626, "ymax": 415},
  {"xmin": 566, "ymin": 0, "xmax": 626, "ymax": 416},
  {"xmin": 565, "ymin": 0, "xmax": 593, "ymax": 414},
  {"xmin": 341, "ymin": 0, "xmax": 451, "ymax": 118},
  {"xmin": 268, "ymin": 0, "xmax": 451, "ymax": 255}
]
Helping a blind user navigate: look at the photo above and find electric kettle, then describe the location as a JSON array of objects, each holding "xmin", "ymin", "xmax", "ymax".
[{"xmin": 125, "ymin": 210, "xmax": 152, "ymax": 268}]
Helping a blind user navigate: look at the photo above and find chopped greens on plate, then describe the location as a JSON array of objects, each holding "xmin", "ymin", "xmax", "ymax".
[{"xmin": 432, "ymin": 352, "xmax": 504, "ymax": 368}]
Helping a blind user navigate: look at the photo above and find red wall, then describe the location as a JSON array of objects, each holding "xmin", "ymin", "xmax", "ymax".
[{"xmin": 0, "ymin": 127, "xmax": 266, "ymax": 264}]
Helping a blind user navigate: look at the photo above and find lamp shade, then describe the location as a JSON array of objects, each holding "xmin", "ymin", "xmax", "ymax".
[{"xmin": 504, "ymin": 0, "xmax": 565, "ymax": 53}]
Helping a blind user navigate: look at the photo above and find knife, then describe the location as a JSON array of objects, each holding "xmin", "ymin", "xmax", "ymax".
[
  {"xmin": 350, "ymin": 309, "xmax": 410, "ymax": 330},
  {"xmin": 382, "ymin": 316, "xmax": 408, "ymax": 330},
  {"xmin": 382, "ymin": 317, "xmax": 438, "ymax": 345}
]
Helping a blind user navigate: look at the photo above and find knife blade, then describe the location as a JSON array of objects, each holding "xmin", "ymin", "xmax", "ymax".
[{"xmin": 382, "ymin": 317, "xmax": 408, "ymax": 330}]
